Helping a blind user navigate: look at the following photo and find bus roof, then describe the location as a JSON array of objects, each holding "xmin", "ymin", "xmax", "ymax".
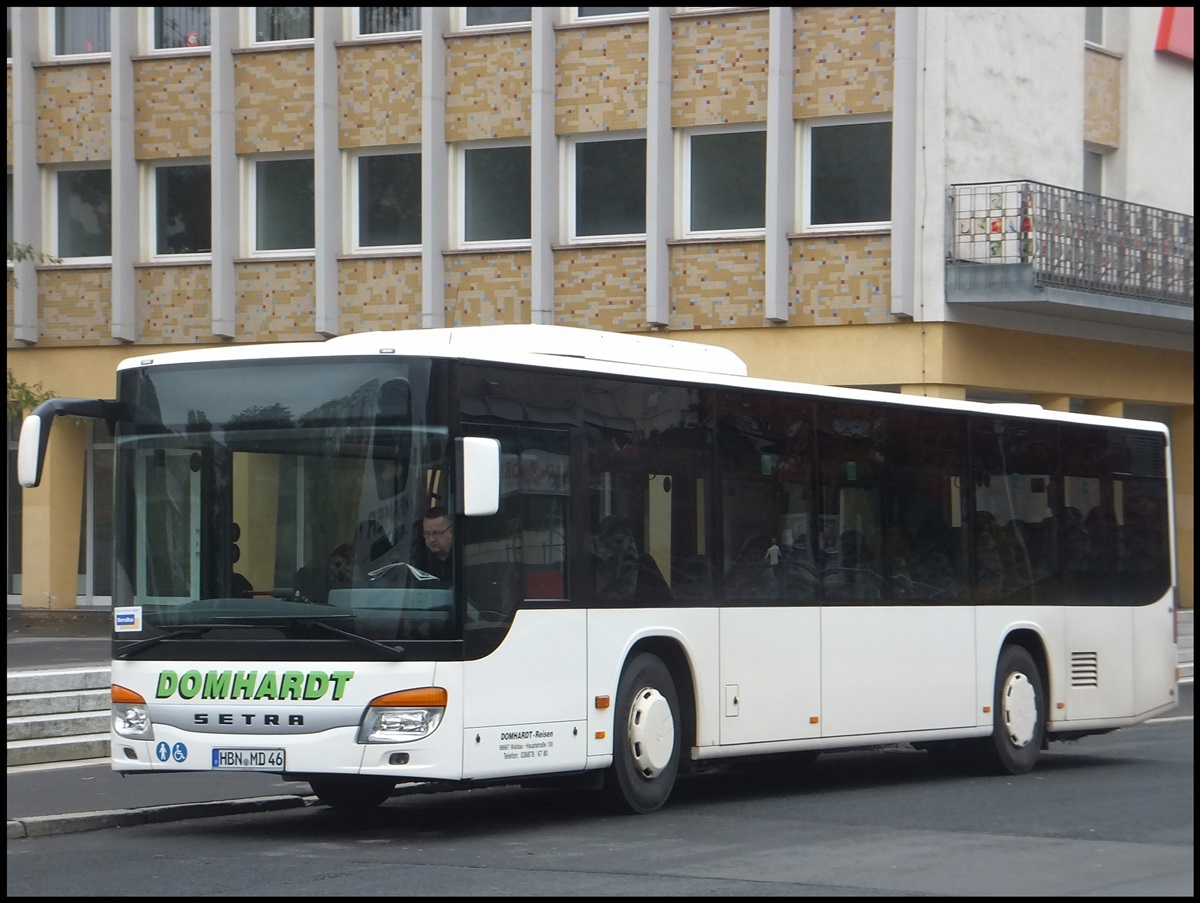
[{"xmin": 117, "ymin": 325, "xmax": 1168, "ymax": 436}]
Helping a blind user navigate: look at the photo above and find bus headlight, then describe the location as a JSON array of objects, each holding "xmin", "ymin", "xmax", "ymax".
[
  {"xmin": 358, "ymin": 687, "xmax": 447, "ymax": 743},
  {"xmin": 112, "ymin": 684, "xmax": 154, "ymax": 740}
]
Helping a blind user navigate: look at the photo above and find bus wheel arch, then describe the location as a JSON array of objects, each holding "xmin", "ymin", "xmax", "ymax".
[
  {"xmin": 604, "ymin": 639, "xmax": 694, "ymax": 814},
  {"xmin": 983, "ymin": 634, "xmax": 1048, "ymax": 775}
]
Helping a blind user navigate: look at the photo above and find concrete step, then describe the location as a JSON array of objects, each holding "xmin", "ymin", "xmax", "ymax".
[
  {"xmin": 8, "ymin": 709, "xmax": 111, "ymax": 742},
  {"xmin": 7, "ymin": 667, "xmax": 111, "ymax": 696},
  {"xmin": 6, "ymin": 733, "xmax": 111, "ymax": 768},
  {"xmin": 7, "ymin": 687, "xmax": 110, "ymax": 718},
  {"xmin": 6, "ymin": 668, "xmax": 113, "ymax": 767}
]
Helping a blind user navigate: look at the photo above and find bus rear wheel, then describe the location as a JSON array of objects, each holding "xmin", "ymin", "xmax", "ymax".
[
  {"xmin": 980, "ymin": 644, "xmax": 1045, "ymax": 775},
  {"xmin": 604, "ymin": 652, "xmax": 681, "ymax": 814},
  {"xmin": 308, "ymin": 775, "xmax": 396, "ymax": 810}
]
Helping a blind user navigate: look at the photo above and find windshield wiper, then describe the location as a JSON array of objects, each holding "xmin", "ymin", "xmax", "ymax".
[
  {"xmin": 301, "ymin": 619, "xmax": 406, "ymax": 660},
  {"xmin": 115, "ymin": 619, "xmax": 406, "ymax": 660}
]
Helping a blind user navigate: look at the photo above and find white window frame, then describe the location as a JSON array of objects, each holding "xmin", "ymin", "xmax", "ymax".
[
  {"xmin": 564, "ymin": 131, "xmax": 647, "ymax": 244},
  {"xmin": 679, "ymin": 123, "xmax": 768, "ymax": 239},
  {"xmin": 245, "ymin": 7, "xmax": 315, "ymax": 47},
  {"xmin": 799, "ymin": 114, "xmax": 892, "ymax": 235},
  {"xmin": 48, "ymin": 6, "xmax": 111, "ymax": 60},
  {"xmin": 351, "ymin": 6, "xmax": 421, "ymax": 40},
  {"xmin": 47, "ymin": 163, "xmax": 113, "ymax": 264},
  {"xmin": 145, "ymin": 158, "xmax": 213, "ymax": 260},
  {"xmin": 245, "ymin": 153, "xmax": 316, "ymax": 257},
  {"xmin": 349, "ymin": 146, "xmax": 423, "ymax": 253},
  {"xmin": 568, "ymin": 8, "xmax": 650, "ymax": 25},
  {"xmin": 144, "ymin": 7, "xmax": 212, "ymax": 54},
  {"xmin": 453, "ymin": 139, "xmax": 532, "ymax": 249},
  {"xmin": 456, "ymin": 7, "xmax": 533, "ymax": 32}
]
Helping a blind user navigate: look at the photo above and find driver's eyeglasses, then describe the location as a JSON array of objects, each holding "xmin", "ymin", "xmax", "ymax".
[{"xmin": 423, "ymin": 526, "xmax": 451, "ymax": 539}]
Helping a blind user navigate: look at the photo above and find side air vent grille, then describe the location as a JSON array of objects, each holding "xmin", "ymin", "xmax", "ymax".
[{"xmin": 1071, "ymin": 651, "xmax": 1099, "ymax": 687}]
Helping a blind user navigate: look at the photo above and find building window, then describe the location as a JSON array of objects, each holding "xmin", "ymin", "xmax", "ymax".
[
  {"xmin": 358, "ymin": 7, "xmax": 420, "ymax": 36},
  {"xmin": 154, "ymin": 7, "xmax": 211, "ymax": 50},
  {"xmin": 805, "ymin": 118, "xmax": 891, "ymax": 230},
  {"xmin": 1084, "ymin": 7, "xmax": 1104, "ymax": 45},
  {"xmin": 685, "ymin": 127, "xmax": 766, "ymax": 234},
  {"xmin": 253, "ymin": 157, "xmax": 314, "ymax": 252},
  {"xmin": 1083, "ymin": 147, "xmax": 1104, "ymax": 196},
  {"xmin": 571, "ymin": 135, "xmax": 646, "ymax": 240},
  {"xmin": 461, "ymin": 143, "xmax": 531, "ymax": 245},
  {"xmin": 462, "ymin": 8, "xmax": 532, "ymax": 29},
  {"xmin": 356, "ymin": 150, "xmax": 422, "ymax": 249},
  {"xmin": 154, "ymin": 162, "xmax": 212, "ymax": 256},
  {"xmin": 254, "ymin": 7, "xmax": 313, "ymax": 43},
  {"xmin": 55, "ymin": 7, "xmax": 109, "ymax": 56},
  {"xmin": 573, "ymin": 7, "xmax": 650, "ymax": 21},
  {"xmin": 55, "ymin": 167, "xmax": 112, "ymax": 259}
]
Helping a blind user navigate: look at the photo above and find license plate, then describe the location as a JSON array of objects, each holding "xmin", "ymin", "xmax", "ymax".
[{"xmin": 212, "ymin": 748, "xmax": 285, "ymax": 770}]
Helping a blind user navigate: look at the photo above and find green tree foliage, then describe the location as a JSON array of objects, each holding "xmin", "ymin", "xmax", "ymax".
[{"xmin": 7, "ymin": 242, "xmax": 60, "ymax": 418}]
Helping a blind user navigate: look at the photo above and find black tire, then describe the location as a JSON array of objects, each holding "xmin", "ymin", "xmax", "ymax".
[
  {"xmin": 308, "ymin": 775, "xmax": 396, "ymax": 810},
  {"xmin": 604, "ymin": 653, "xmax": 681, "ymax": 814},
  {"xmin": 980, "ymin": 644, "xmax": 1046, "ymax": 775}
]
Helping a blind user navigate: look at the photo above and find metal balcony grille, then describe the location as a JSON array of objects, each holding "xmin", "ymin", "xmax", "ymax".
[{"xmin": 948, "ymin": 181, "xmax": 1193, "ymax": 307}]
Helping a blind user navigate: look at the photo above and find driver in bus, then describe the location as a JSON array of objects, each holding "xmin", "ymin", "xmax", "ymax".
[{"xmin": 419, "ymin": 506, "xmax": 454, "ymax": 582}]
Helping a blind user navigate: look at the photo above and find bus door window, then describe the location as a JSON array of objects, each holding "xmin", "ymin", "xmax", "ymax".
[
  {"xmin": 881, "ymin": 407, "xmax": 968, "ymax": 603},
  {"xmin": 816, "ymin": 401, "xmax": 884, "ymax": 604},
  {"xmin": 583, "ymin": 380, "xmax": 700, "ymax": 606},
  {"xmin": 968, "ymin": 417, "xmax": 1056, "ymax": 603},
  {"xmin": 716, "ymin": 390, "xmax": 816, "ymax": 604}
]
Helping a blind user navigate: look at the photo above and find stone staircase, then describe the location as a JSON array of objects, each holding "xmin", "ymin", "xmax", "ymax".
[{"xmin": 7, "ymin": 668, "xmax": 111, "ymax": 767}]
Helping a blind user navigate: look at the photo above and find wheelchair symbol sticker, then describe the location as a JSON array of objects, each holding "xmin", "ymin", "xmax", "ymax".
[{"xmin": 155, "ymin": 741, "xmax": 187, "ymax": 763}]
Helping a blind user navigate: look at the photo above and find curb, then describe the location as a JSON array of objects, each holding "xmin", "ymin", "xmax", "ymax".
[{"xmin": 7, "ymin": 794, "xmax": 314, "ymax": 839}]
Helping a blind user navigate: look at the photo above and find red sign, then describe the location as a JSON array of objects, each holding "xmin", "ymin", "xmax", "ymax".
[{"xmin": 1156, "ymin": 7, "xmax": 1194, "ymax": 62}]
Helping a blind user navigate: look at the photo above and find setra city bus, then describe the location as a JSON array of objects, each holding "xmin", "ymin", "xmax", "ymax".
[{"xmin": 18, "ymin": 324, "xmax": 1179, "ymax": 814}]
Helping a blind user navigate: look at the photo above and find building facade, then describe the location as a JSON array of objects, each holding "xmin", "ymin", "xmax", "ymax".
[{"xmin": 6, "ymin": 7, "xmax": 1194, "ymax": 612}]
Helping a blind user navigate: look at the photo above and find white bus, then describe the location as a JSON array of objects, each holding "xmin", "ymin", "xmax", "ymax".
[{"xmin": 18, "ymin": 325, "xmax": 1180, "ymax": 814}]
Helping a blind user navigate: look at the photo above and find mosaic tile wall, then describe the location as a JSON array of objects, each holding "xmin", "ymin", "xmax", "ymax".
[
  {"xmin": 555, "ymin": 24, "xmax": 649, "ymax": 133},
  {"xmin": 339, "ymin": 42, "xmax": 423, "ymax": 148},
  {"xmin": 554, "ymin": 246, "xmax": 648, "ymax": 330},
  {"xmin": 36, "ymin": 64, "xmax": 112, "ymax": 163},
  {"xmin": 445, "ymin": 34, "xmax": 532, "ymax": 142},
  {"xmin": 339, "ymin": 257, "xmax": 424, "ymax": 332},
  {"xmin": 1084, "ymin": 49, "xmax": 1121, "ymax": 148},
  {"xmin": 236, "ymin": 260, "xmax": 317, "ymax": 339},
  {"xmin": 36, "ymin": 268, "xmax": 112, "ymax": 344},
  {"xmin": 672, "ymin": 11, "xmax": 770, "ymax": 128},
  {"xmin": 235, "ymin": 50, "xmax": 316, "ymax": 154},
  {"xmin": 794, "ymin": 7, "xmax": 894, "ymax": 118},
  {"xmin": 135, "ymin": 58, "xmax": 211, "ymax": 159},
  {"xmin": 669, "ymin": 242, "xmax": 767, "ymax": 328},
  {"xmin": 137, "ymin": 265, "xmax": 213, "ymax": 342},
  {"xmin": 444, "ymin": 253, "xmax": 531, "ymax": 325},
  {"xmin": 789, "ymin": 234, "xmax": 893, "ymax": 325}
]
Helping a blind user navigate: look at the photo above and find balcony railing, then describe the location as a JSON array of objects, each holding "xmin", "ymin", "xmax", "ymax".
[{"xmin": 947, "ymin": 181, "xmax": 1193, "ymax": 308}]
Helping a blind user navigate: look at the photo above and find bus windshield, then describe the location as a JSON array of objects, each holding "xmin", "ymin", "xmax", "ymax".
[{"xmin": 112, "ymin": 357, "xmax": 457, "ymax": 654}]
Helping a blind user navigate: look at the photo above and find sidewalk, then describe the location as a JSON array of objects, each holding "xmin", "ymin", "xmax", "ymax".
[{"xmin": 7, "ymin": 605, "xmax": 1195, "ymax": 839}]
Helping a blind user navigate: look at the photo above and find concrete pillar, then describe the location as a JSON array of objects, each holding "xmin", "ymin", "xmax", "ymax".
[
  {"xmin": 1030, "ymin": 394, "xmax": 1070, "ymax": 412},
  {"xmin": 1085, "ymin": 399, "xmax": 1124, "ymax": 417},
  {"xmin": 20, "ymin": 420, "xmax": 86, "ymax": 610},
  {"xmin": 899, "ymin": 384, "xmax": 966, "ymax": 400}
]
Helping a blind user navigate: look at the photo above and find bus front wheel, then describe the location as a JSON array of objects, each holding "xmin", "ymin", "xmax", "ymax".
[
  {"xmin": 308, "ymin": 775, "xmax": 396, "ymax": 810},
  {"xmin": 605, "ymin": 652, "xmax": 681, "ymax": 815},
  {"xmin": 982, "ymin": 644, "xmax": 1046, "ymax": 775}
]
